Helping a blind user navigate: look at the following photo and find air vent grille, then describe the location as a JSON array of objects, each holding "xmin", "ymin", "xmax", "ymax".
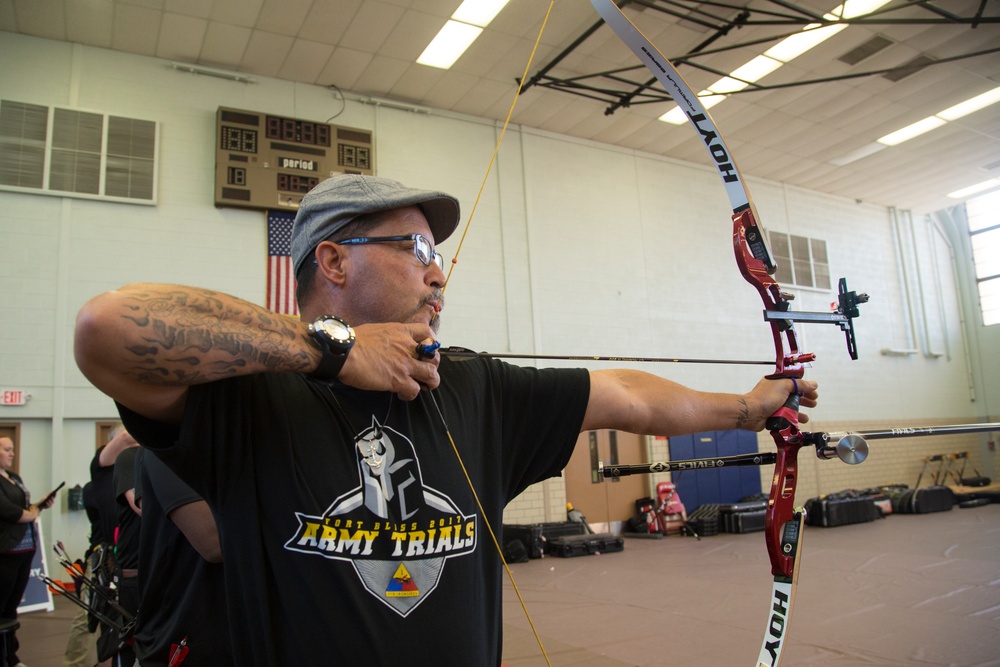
[
  {"xmin": 0, "ymin": 99, "xmax": 158, "ymax": 204},
  {"xmin": 884, "ymin": 55, "xmax": 935, "ymax": 82},
  {"xmin": 838, "ymin": 35, "xmax": 893, "ymax": 65}
]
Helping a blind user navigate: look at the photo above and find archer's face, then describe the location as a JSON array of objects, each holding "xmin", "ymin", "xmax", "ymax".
[{"xmin": 340, "ymin": 206, "xmax": 447, "ymax": 331}]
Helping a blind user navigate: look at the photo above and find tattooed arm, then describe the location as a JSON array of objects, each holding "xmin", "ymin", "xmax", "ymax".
[
  {"xmin": 74, "ymin": 283, "xmax": 443, "ymax": 423},
  {"xmin": 582, "ymin": 370, "xmax": 817, "ymax": 436},
  {"xmin": 74, "ymin": 284, "xmax": 317, "ymax": 423}
]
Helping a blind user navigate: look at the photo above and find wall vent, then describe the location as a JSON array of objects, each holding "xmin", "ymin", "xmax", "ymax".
[{"xmin": 0, "ymin": 99, "xmax": 157, "ymax": 205}]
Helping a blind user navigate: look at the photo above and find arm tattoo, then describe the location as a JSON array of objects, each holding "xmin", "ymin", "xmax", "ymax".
[
  {"xmin": 735, "ymin": 397, "xmax": 750, "ymax": 429},
  {"xmin": 119, "ymin": 287, "xmax": 312, "ymax": 386}
]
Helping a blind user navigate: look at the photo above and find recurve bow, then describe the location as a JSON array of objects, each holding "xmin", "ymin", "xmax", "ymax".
[{"xmin": 588, "ymin": 2, "xmax": 869, "ymax": 664}]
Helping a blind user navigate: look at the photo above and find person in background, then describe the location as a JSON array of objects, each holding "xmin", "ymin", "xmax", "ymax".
[
  {"xmin": 61, "ymin": 481, "xmax": 100, "ymax": 667},
  {"xmin": 0, "ymin": 435, "xmax": 57, "ymax": 667},
  {"xmin": 133, "ymin": 447, "xmax": 232, "ymax": 666},
  {"xmin": 87, "ymin": 427, "xmax": 138, "ymax": 667},
  {"xmin": 111, "ymin": 447, "xmax": 140, "ymax": 667}
]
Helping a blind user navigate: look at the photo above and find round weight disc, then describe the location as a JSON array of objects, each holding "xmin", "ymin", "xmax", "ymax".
[{"xmin": 836, "ymin": 434, "xmax": 869, "ymax": 465}]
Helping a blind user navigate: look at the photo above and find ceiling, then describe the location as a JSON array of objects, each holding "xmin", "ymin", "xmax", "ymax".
[{"xmin": 2, "ymin": 0, "xmax": 999, "ymax": 214}]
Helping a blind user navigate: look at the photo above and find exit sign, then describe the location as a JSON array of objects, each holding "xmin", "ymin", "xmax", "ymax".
[{"xmin": 1, "ymin": 389, "xmax": 28, "ymax": 406}]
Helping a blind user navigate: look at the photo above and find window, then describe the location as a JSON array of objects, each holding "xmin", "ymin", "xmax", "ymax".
[
  {"xmin": 0, "ymin": 100, "xmax": 157, "ymax": 204},
  {"xmin": 966, "ymin": 190, "xmax": 1000, "ymax": 326},
  {"xmin": 767, "ymin": 231, "xmax": 831, "ymax": 290}
]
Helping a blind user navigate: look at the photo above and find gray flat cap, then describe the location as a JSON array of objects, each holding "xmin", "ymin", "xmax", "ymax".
[{"xmin": 291, "ymin": 174, "xmax": 461, "ymax": 276}]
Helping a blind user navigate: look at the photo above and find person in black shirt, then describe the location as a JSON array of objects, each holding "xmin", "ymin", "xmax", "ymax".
[
  {"xmin": 83, "ymin": 427, "xmax": 137, "ymax": 667},
  {"xmin": 134, "ymin": 447, "xmax": 232, "ymax": 666},
  {"xmin": 74, "ymin": 174, "xmax": 818, "ymax": 665},
  {"xmin": 0, "ymin": 435, "xmax": 56, "ymax": 667},
  {"xmin": 112, "ymin": 446, "xmax": 140, "ymax": 667}
]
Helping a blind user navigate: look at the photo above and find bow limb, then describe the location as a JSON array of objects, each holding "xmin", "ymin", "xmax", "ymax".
[{"xmin": 589, "ymin": 2, "xmax": 809, "ymax": 664}]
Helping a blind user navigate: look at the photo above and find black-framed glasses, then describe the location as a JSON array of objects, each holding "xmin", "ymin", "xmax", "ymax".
[{"xmin": 336, "ymin": 234, "xmax": 443, "ymax": 269}]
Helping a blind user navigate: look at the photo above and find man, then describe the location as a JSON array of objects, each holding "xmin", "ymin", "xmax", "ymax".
[
  {"xmin": 73, "ymin": 174, "xmax": 816, "ymax": 665},
  {"xmin": 133, "ymin": 447, "xmax": 232, "ymax": 666},
  {"xmin": 112, "ymin": 446, "xmax": 141, "ymax": 667},
  {"xmin": 70, "ymin": 427, "xmax": 137, "ymax": 667}
]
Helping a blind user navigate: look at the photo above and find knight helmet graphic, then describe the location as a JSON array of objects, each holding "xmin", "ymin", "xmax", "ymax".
[{"xmin": 356, "ymin": 418, "xmax": 424, "ymax": 520}]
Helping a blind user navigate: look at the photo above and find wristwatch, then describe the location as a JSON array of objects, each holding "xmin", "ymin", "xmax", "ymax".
[{"xmin": 307, "ymin": 315, "xmax": 355, "ymax": 381}]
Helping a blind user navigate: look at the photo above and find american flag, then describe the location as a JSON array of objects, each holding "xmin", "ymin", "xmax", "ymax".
[{"xmin": 266, "ymin": 210, "xmax": 299, "ymax": 316}]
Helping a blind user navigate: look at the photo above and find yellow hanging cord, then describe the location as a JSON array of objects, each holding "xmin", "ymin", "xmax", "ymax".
[
  {"xmin": 434, "ymin": 6, "xmax": 557, "ymax": 662},
  {"xmin": 442, "ymin": 1, "xmax": 557, "ymax": 294}
]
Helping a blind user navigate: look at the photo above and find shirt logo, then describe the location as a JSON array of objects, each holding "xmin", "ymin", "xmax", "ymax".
[{"xmin": 284, "ymin": 419, "xmax": 477, "ymax": 616}]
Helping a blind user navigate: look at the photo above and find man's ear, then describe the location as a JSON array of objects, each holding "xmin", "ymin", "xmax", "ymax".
[{"xmin": 314, "ymin": 241, "xmax": 348, "ymax": 287}]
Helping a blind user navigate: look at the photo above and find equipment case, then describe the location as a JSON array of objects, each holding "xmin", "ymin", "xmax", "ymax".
[
  {"xmin": 719, "ymin": 500, "xmax": 767, "ymax": 534},
  {"xmin": 805, "ymin": 492, "xmax": 881, "ymax": 527},
  {"xmin": 882, "ymin": 485, "xmax": 955, "ymax": 514},
  {"xmin": 548, "ymin": 533, "xmax": 624, "ymax": 558},
  {"xmin": 503, "ymin": 522, "xmax": 587, "ymax": 559}
]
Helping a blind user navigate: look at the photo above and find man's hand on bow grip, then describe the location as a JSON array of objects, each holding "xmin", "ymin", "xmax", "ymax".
[
  {"xmin": 336, "ymin": 323, "xmax": 441, "ymax": 400},
  {"xmin": 746, "ymin": 377, "xmax": 819, "ymax": 431}
]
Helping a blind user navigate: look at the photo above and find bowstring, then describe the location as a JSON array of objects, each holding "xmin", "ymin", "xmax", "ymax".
[
  {"xmin": 433, "ymin": 3, "xmax": 557, "ymax": 665},
  {"xmin": 442, "ymin": 1, "xmax": 556, "ymax": 294}
]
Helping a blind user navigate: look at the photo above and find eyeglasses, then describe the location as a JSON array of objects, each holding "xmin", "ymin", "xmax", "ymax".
[{"xmin": 336, "ymin": 234, "xmax": 443, "ymax": 269}]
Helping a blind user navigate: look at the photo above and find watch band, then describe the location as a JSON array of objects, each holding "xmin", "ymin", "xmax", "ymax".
[{"xmin": 311, "ymin": 342, "xmax": 349, "ymax": 381}]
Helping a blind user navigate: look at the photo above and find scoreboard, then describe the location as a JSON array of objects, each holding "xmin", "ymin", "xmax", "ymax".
[{"xmin": 214, "ymin": 107, "xmax": 374, "ymax": 211}]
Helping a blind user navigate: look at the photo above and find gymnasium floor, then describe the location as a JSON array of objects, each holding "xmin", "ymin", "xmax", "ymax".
[{"xmin": 15, "ymin": 504, "xmax": 1000, "ymax": 666}]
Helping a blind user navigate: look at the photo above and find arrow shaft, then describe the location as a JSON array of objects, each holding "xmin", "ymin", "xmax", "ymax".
[
  {"xmin": 441, "ymin": 348, "xmax": 773, "ymax": 366},
  {"xmin": 828, "ymin": 423, "xmax": 999, "ymax": 441},
  {"xmin": 601, "ymin": 451, "xmax": 778, "ymax": 478}
]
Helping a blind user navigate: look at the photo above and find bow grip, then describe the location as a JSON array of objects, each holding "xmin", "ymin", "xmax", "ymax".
[{"xmin": 765, "ymin": 392, "xmax": 800, "ymax": 432}]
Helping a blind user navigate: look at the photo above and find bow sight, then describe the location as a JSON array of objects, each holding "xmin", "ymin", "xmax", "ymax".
[{"xmin": 760, "ymin": 277, "xmax": 870, "ymax": 361}]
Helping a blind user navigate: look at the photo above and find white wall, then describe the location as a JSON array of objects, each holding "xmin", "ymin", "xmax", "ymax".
[{"xmin": 1, "ymin": 33, "xmax": 993, "ymax": 555}]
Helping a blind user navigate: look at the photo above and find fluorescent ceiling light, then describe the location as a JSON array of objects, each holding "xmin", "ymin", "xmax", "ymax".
[
  {"xmin": 836, "ymin": 0, "xmax": 894, "ymax": 19},
  {"xmin": 839, "ymin": 85, "xmax": 1000, "ymax": 162},
  {"xmin": 728, "ymin": 55, "xmax": 784, "ymax": 83},
  {"xmin": 947, "ymin": 178, "xmax": 1000, "ymax": 199},
  {"xmin": 708, "ymin": 77, "xmax": 750, "ymax": 95},
  {"xmin": 877, "ymin": 116, "xmax": 946, "ymax": 146},
  {"xmin": 764, "ymin": 24, "xmax": 846, "ymax": 62},
  {"xmin": 937, "ymin": 85, "xmax": 1000, "ymax": 121},
  {"xmin": 764, "ymin": 0, "xmax": 890, "ymax": 62},
  {"xmin": 659, "ymin": 94, "xmax": 725, "ymax": 124},
  {"xmin": 829, "ymin": 142, "xmax": 887, "ymax": 166},
  {"xmin": 452, "ymin": 0, "xmax": 511, "ymax": 28},
  {"xmin": 417, "ymin": 20, "xmax": 483, "ymax": 69},
  {"xmin": 657, "ymin": 0, "xmax": 892, "ymax": 125},
  {"xmin": 709, "ymin": 56, "xmax": 784, "ymax": 94}
]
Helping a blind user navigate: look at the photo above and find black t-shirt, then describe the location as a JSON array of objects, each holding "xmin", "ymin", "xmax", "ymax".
[
  {"xmin": 90, "ymin": 447, "xmax": 118, "ymax": 546},
  {"xmin": 134, "ymin": 448, "xmax": 233, "ymax": 667},
  {"xmin": 0, "ymin": 473, "xmax": 31, "ymax": 553},
  {"xmin": 120, "ymin": 356, "xmax": 589, "ymax": 666},
  {"xmin": 113, "ymin": 447, "xmax": 140, "ymax": 570},
  {"xmin": 82, "ymin": 481, "xmax": 100, "ymax": 549}
]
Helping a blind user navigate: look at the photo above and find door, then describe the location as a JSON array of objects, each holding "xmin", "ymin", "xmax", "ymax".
[{"xmin": 564, "ymin": 430, "xmax": 646, "ymax": 530}]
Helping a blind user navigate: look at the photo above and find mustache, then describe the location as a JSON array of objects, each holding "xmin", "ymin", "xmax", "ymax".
[
  {"xmin": 423, "ymin": 289, "xmax": 444, "ymax": 334},
  {"xmin": 421, "ymin": 290, "xmax": 444, "ymax": 312}
]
